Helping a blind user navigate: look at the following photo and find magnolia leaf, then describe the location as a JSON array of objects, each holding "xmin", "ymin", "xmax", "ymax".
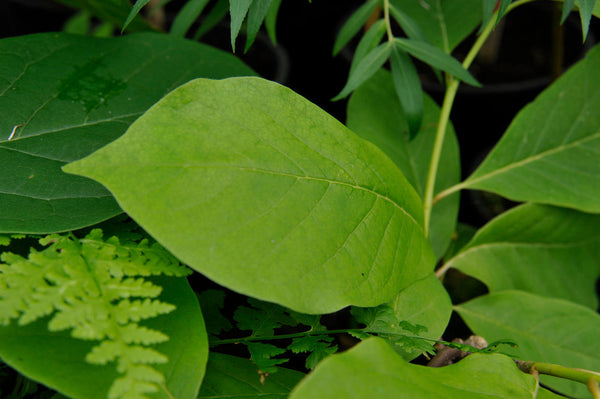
[
  {"xmin": 347, "ymin": 70, "xmax": 460, "ymax": 259},
  {"xmin": 198, "ymin": 352, "xmax": 304, "ymax": 398},
  {"xmin": 0, "ymin": 32, "xmax": 255, "ymax": 234},
  {"xmin": 290, "ymin": 337, "xmax": 537, "ymax": 399},
  {"xmin": 445, "ymin": 203, "xmax": 600, "ymax": 309},
  {"xmin": 64, "ymin": 77, "xmax": 434, "ymax": 314},
  {"xmin": 230, "ymin": 0, "xmax": 253, "ymax": 51},
  {"xmin": 0, "ymin": 276, "xmax": 207, "ymax": 399},
  {"xmin": 460, "ymin": 44, "xmax": 600, "ymax": 213},
  {"xmin": 456, "ymin": 290, "xmax": 600, "ymax": 398},
  {"xmin": 170, "ymin": 0, "xmax": 211, "ymax": 37},
  {"xmin": 333, "ymin": 42, "xmax": 392, "ymax": 101},
  {"xmin": 349, "ymin": 19, "xmax": 387, "ymax": 76},
  {"xmin": 333, "ymin": 0, "xmax": 381, "ymax": 56},
  {"xmin": 389, "ymin": 0, "xmax": 481, "ymax": 52},
  {"xmin": 393, "ymin": 38, "xmax": 480, "ymax": 86},
  {"xmin": 390, "ymin": 44, "xmax": 423, "ymax": 138},
  {"xmin": 55, "ymin": 0, "xmax": 153, "ymax": 32},
  {"xmin": 245, "ymin": 0, "xmax": 273, "ymax": 52}
]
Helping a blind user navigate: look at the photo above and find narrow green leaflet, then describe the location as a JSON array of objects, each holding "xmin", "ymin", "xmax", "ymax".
[
  {"xmin": 265, "ymin": 0, "xmax": 283, "ymax": 44},
  {"xmin": 333, "ymin": 0, "xmax": 381, "ymax": 56},
  {"xmin": 388, "ymin": 5, "xmax": 429, "ymax": 43},
  {"xmin": 347, "ymin": 70, "xmax": 460, "ymax": 258},
  {"xmin": 445, "ymin": 204, "xmax": 600, "ymax": 309},
  {"xmin": 193, "ymin": 0, "xmax": 229, "ymax": 40},
  {"xmin": 456, "ymin": 290, "xmax": 600, "ymax": 398},
  {"xmin": 333, "ymin": 42, "xmax": 392, "ymax": 100},
  {"xmin": 578, "ymin": 0, "xmax": 596, "ymax": 40},
  {"xmin": 390, "ymin": 43, "xmax": 423, "ymax": 138},
  {"xmin": 389, "ymin": 0, "xmax": 481, "ymax": 52},
  {"xmin": 198, "ymin": 353, "xmax": 304, "ymax": 399},
  {"xmin": 349, "ymin": 19, "xmax": 387, "ymax": 76},
  {"xmin": 394, "ymin": 38, "xmax": 480, "ymax": 86},
  {"xmin": 0, "ymin": 32, "xmax": 255, "ymax": 234},
  {"xmin": 0, "ymin": 233, "xmax": 208, "ymax": 399},
  {"xmin": 122, "ymin": 0, "xmax": 153, "ymax": 32},
  {"xmin": 55, "ymin": 0, "xmax": 153, "ymax": 32},
  {"xmin": 245, "ymin": 0, "xmax": 274, "ymax": 52},
  {"xmin": 290, "ymin": 337, "xmax": 537, "ymax": 399},
  {"xmin": 64, "ymin": 77, "xmax": 434, "ymax": 314},
  {"xmin": 230, "ymin": 0, "xmax": 253, "ymax": 51},
  {"xmin": 460, "ymin": 44, "xmax": 600, "ymax": 213},
  {"xmin": 169, "ymin": 0, "xmax": 211, "ymax": 37}
]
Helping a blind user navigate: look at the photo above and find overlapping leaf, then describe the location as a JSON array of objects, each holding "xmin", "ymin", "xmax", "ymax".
[
  {"xmin": 456, "ymin": 291, "xmax": 600, "ymax": 398},
  {"xmin": 445, "ymin": 204, "xmax": 600, "ymax": 309},
  {"xmin": 0, "ymin": 32, "xmax": 255, "ymax": 234},
  {"xmin": 56, "ymin": 0, "xmax": 153, "ymax": 32},
  {"xmin": 460, "ymin": 44, "xmax": 600, "ymax": 213},
  {"xmin": 65, "ymin": 76, "xmax": 434, "ymax": 314},
  {"xmin": 290, "ymin": 337, "xmax": 537, "ymax": 399},
  {"xmin": 347, "ymin": 70, "xmax": 460, "ymax": 258}
]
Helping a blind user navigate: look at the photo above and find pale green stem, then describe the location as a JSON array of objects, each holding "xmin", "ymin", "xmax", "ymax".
[
  {"xmin": 518, "ymin": 361, "xmax": 600, "ymax": 398},
  {"xmin": 383, "ymin": 0, "xmax": 393, "ymax": 42}
]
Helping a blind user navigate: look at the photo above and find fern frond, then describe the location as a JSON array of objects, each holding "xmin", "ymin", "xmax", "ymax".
[{"xmin": 0, "ymin": 229, "xmax": 191, "ymax": 399}]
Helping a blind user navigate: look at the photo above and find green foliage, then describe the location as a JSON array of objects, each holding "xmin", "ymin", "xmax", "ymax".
[{"xmin": 0, "ymin": 230, "xmax": 192, "ymax": 398}]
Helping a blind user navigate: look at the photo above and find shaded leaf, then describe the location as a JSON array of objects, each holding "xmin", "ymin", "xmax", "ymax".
[
  {"xmin": 230, "ymin": 0, "xmax": 253, "ymax": 51},
  {"xmin": 169, "ymin": 0, "xmax": 210, "ymax": 37},
  {"xmin": 456, "ymin": 290, "xmax": 600, "ymax": 398},
  {"xmin": 333, "ymin": 0, "xmax": 381, "ymax": 56},
  {"xmin": 347, "ymin": 70, "xmax": 460, "ymax": 258},
  {"xmin": 562, "ymin": 0, "xmax": 576, "ymax": 23},
  {"xmin": 245, "ymin": 0, "xmax": 273, "ymax": 52},
  {"xmin": 247, "ymin": 342, "xmax": 288, "ymax": 374},
  {"xmin": 290, "ymin": 337, "xmax": 537, "ymax": 399},
  {"xmin": 234, "ymin": 298, "xmax": 297, "ymax": 337},
  {"xmin": 445, "ymin": 204, "xmax": 600, "ymax": 308},
  {"xmin": 388, "ymin": 4, "xmax": 429, "ymax": 42},
  {"xmin": 288, "ymin": 335, "xmax": 337, "ymax": 370},
  {"xmin": 390, "ymin": 43, "xmax": 423, "ymax": 138},
  {"xmin": 333, "ymin": 42, "xmax": 392, "ymax": 100},
  {"xmin": 196, "ymin": 290, "xmax": 232, "ymax": 337},
  {"xmin": 193, "ymin": 0, "xmax": 229, "ymax": 40},
  {"xmin": 55, "ymin": 0, "xmax": 153, "ymax": 32},
  {"xmin": 122, "ymin": 0, "xmax": 152, "ymax": 32},
  {"xmin": 198, "ymin": 352, "xmax": 304, "ymax": 398},
  {"xmin": 349, "ymin": 19, "xmax": 386, "ymax": 76},
  {"xmin": 65, "ymin": 77, "xmax": 434, "ymax": 314},
  {"xmin": 578, "ymin": 0, "xmax": 596, "ymax": 40},
  {"xmin": 0, "ymin": 32, "xmax": 255, "ymax": 234},
  {"xmin": 394, "ymin": 38, "xmax": 480, "ymax": 86},
  {"xmin": 461, "ymin": 44, "xmax": 600, "ymax": 213},
  {"xmin": 265, "ymin": 0, "xmax": 283, "ymax": 44}
]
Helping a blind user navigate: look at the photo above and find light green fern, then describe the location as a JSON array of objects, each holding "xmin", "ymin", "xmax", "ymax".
[{"xmin": 0, "ymin": 229, "xmax": 191, "ymax": 399}]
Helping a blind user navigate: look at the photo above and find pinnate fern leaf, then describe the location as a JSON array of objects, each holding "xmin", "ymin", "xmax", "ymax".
[{"xmin": 0, "ymin": 229, "xmax": 191, "ymax": 399}]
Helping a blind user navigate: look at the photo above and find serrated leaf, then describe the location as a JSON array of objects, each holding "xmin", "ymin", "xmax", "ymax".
[
  {"xmin": 230, "ymin": 0, "xmax": 253, "ymax": 51},
  {"xmin": 445, "ymin": 203, "xmax": 600, "ymax": 309},
  {"xmin": 390, "ymin": 44, "xmax": 423, "ymax": 138},
  {"xmin": 170, "ymin": 0, "xmax": 210, "ymax": 37},
  {"xmin": 456, "ymin": 291, "xmax": 600, "ymax": 398},
  {"xmin": 64, "ymin": 76, "xmax": 434, "ymax": 314},
  {"xmin": 234, "ymin": 298, "xmax": 297, "ymax": 337},
  {"xmin": 0, "ymin": 32, "xmax": 255, "ymax": 234},
  {"xmin": 390, "ymin": 0, "xmax": 482, "ymax": 52},
  {"xmin": 289, "ymin": 335, "xmax": 337, "ymax": 370},
  {"xmin": 0, "ymin": 276, "xmax": 208, "ymax": 399},
  {"xmin": 333, "ymin": 0, "xmax": 381, "ymax": 56},
  {"xmin": 247, "ymin": 342, "xmax": 288, "ymax": 374},
  {"xmin": 197, "ymin": 290, "xmax": 232, "ymax": 337},
  {"xmin": 333, "ymin": 42, "xmax": 392, "ymax": 100},
  {"xmin": 394, "ymin": 38, "xmax": 480, "ymax": 86},
  {"xmin": 245, "ymin": 0, "xmax": 273, "ymax": 52},
  {"xmin": 347, "ymin": 70, "xmax": 460, "ymax": 258},
  {"xmin": 349, "ymin": 19, "xmax": 386, "ymax": 76},
  {"xmin": 461, "ymin": 44, "xmax": 600, "ymax": 213},
  {"xmin": 198, "ymin": 352, "xmax": 304, "ymax": 398},
  {"xmin": 289, "ymin": 337, "xmax": 537, "ymax": 399}
]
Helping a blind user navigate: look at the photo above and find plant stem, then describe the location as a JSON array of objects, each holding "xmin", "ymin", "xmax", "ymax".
[
  {"xmin": 518, "ymin": 361, "xmax": 600, "ymax": 397},
  {"xmin": 423, "ymin": 0, "xmax": 534, "ymax": 233},
  {"xmin": 383, "ymin": 0, "xmax": 394, "ymax": 42}
]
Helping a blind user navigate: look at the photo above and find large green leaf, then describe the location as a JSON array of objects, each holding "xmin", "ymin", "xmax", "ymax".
[
  {"xmin": 0, "ymin": 277, "xmax": 208, "ymax": 399},
  {"xmin": 0, "ymin": 32, "xmax": 255, "ymax": 234},
  {"xmin": 347, "ymin": 70, "xmax": 460, "ymax": 259},
  {"xmin": 389, "ymin": 0, "xmax": 481, "ymax": 52},
  {"xmin": 460, "ymin": 44, "xmax": 600, "ymax": 213},
  {"xmin": 456, "ymin": 290, "xmax": 600, "ymax": 398},
  {"xmin": 290, "ymin": 337, "xmax": 536, "ymax": 398},
  {"xmin": 64, "ymin": 77, "xmax": 434, "ymax": 314},
  {"xmin": 445, "ymin": 204, "xmax": 600, "ymax": 309},
  {"xmin": 198, "ymin": 353, "xmax": 304, "ymax": 398},
  {"xmin": 55, "ymin": 0, "xmax": 154, "ymax": 32}
]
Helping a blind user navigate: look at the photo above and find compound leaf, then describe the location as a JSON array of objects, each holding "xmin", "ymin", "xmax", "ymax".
[
  {"xmin": 333, "ymin": 0, "xmax": 381, "ymax": 56},
  {"xmin": 65, "ymin": 76, "xmax": 434, "ymax": 314}
]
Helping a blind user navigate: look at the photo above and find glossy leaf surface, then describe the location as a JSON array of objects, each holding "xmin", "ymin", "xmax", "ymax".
[
  {"xmin": 446, "ymin": 204, "xmax": 600, "ymax": 309},
  {"xmin": 198, "ymin": 353, "xmax": 304, "ymax": 398},
  {"xmin": 0, "ymin": 32, "xmax": 255, "ymax": 234},
  {"xmin": 290, "ymin": 337, "xmax": 536, "ymax": 399},
  {"xmin": 347, "ymin": 70, "xmax": 460, "ymax": 258},
  {"xmin": 462, "ymin": 45, "xmax": 600, "ymax": 213},
  {"xmin": 65, "ymin": 77, "xmax": 434, "ymax": 314},
  {"xmin": 0, "ymin": 277, "xmax": 208, "ymax": 399},
  {"xmin": 456, "ymin": 290, "xmax": 600, "ymax": 398},
  {"xmin": 389, "ymin": 0, "xmax": 481, "ymax": 52}
]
